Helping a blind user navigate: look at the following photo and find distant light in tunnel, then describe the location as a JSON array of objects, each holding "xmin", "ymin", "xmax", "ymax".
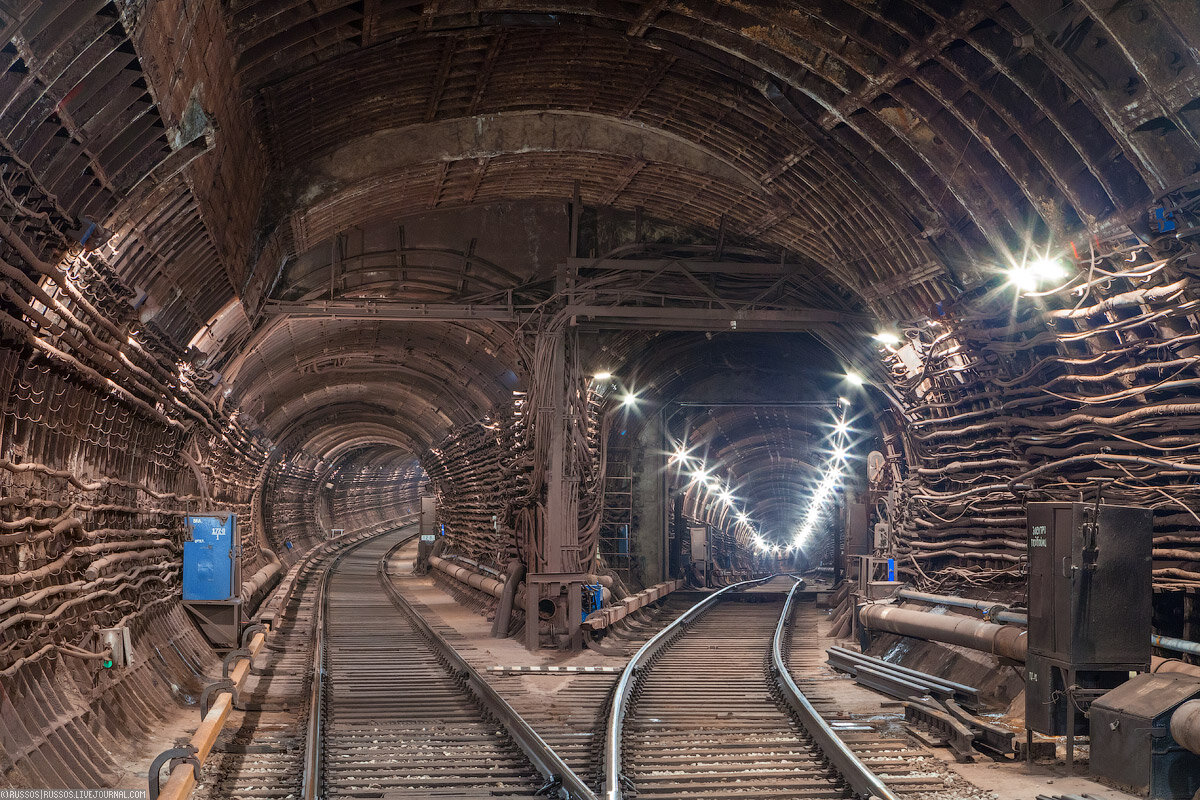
[
  {"xmin": 844, "ymin": 371, "xmax": 864, "ymax": 386},
  {"xmin": 872, "ymin": 331, "xmax": 902, "ymax": 347},
  {"xmin": 669, "ymin": 443, "xmax": 694, "ymax": 465},
  {"xmin": 833, "ymin": 419, "xmax": 850, "ymax": 436},
  {"xmin": 593, "ymin": 371, "xmax": 613, "ymax": 381}
]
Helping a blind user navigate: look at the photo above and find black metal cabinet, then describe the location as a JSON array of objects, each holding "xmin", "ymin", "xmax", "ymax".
[
  {"xmin": 1090, "ymin": 673, "xmax": 1200, "ymax": 799},
  {"xmin": 1025, "ymin": 502, "xmax": 1152, "ymax": 743}
]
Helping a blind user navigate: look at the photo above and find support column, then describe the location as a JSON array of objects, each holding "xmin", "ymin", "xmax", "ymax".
[{"xmin": 527, "ymin": 328, "xmax": 586, "ymax": 650}]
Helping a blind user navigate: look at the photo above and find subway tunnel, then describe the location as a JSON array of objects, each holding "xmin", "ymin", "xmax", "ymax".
[{"xmin": 3, "ymin": 2, "xmax": 1200, "ymax": 797}]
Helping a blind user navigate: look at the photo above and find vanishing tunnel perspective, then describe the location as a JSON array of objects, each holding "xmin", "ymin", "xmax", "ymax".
[{"xmin": 5, "ymin": 1, "xmax": 1200, "ymax": 799}]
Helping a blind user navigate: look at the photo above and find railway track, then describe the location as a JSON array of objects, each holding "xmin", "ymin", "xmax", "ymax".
[
  {"xmin": 194, "ymin": 528, "xmax": 593, "ymax": 800},
  {"xmin": 194, "ymin": 534, "xmax": 945, "ymax": 800},
  {"xmin": 784, "ymin": 604, "xmax": 947, "ymax": 793},
  {"xmin": 316, "ymin": 531, "xmax": 546, "ymax": 797},
  {"xmin": 602, "ymin": 576, "xmax": 951, "ymax": 800},
  {"xmin": 193, "ymin": 536, "xmax": 343, "ymax": 800}
]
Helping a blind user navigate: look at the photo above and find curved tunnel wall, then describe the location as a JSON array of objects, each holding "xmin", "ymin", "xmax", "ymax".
[{"xmin": 2, "ymin": 0, "xmax": 1200, "ymax": 788}]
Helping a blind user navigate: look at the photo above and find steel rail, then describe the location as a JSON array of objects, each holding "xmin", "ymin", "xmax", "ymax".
[
  {"xmin": 601, "ymin": 574, "xmax": 776, "ymax": 800},
  {"xmin": 376, "ymin": 536, "xmax": 598, "ymax": 800},
  {"xmin": 299, "ymin": 521, "xmax": 418, "ymax": 799},
  {"xmin": 154, "ymin": 523, "xmax": 407, "ymax": 800},
  {"xmin": 773, "ymin": 581, "xmax": 900, "ymax": 800},
  {"xmin": 298, "ymin": 547, "xmax": 334, "ymax": 799}
]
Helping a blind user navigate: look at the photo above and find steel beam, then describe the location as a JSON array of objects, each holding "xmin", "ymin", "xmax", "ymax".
[
  {"xmin": 566, "ymin": 258, "xmax": 808, "ymax": 274},
  {"xmin": 262, "ymin": 299, "xmax": 866, "ymax": 331}
]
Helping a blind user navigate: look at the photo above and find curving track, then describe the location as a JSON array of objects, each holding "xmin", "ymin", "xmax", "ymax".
[
  {"xmin": 195, "ymin": 546, "xmax": 935, "ymax": 800},
  {"xmin": 606, "ymin": 576, "xmax": 946, "ymax": 799},
  {"xmin": 620, "ymin": 592, "xmax": 846, "ymax": 799},
  {"xmin": 318, "ymin": 531, "xmax": 546, "ymax": 797}
]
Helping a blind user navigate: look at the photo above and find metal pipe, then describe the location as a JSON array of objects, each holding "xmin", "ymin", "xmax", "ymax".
[
  {"xmin": 857, "ymin": 603, "xmax": 1027, "ymax": 662},
  {"xmin": 897, "ymin": 588, "xmax": 1028, "ymax": 625},
  {"xmin": 900, "ymin": 589, "xmax": 1200, "ymax": 656},
  {"xmin": 1170, "ymin": 700, "xmax": 1200, "ymax": 756},
  {"xmin": 1153, "ymin": 634, "xmax": 1200, "ymax": 657},
  {"xmin": 774, "ymin": 583, "xmax": 899, "ymax": 800}
]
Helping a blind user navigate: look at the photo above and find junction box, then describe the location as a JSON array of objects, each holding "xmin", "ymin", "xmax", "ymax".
[
  {"xmin": 1090, "ymin": 672, "xmax": 1200, "ymax": 798},
  {"xmin": 1025, "ymin": 502, "xmax": 1152, "ymax": 762},
  {"xmin": 182, "ymin": 512, "xmax": 241, "ymax": 648}
]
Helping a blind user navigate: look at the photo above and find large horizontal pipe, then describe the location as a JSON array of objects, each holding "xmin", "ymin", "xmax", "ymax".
[
  {"xmin": 429, "ymin": 555, "xmax": 507, "ymax": 598},
  {"xmin": 1170, "ymin": 700, "xmax": 1200, "ymax": 756},
  {"xmin": 863, "ymin": 602, "xmax": 1200, "ymax": 682},
  {"xmin": 900, "ymin": 589, "xmax": 1200, "ymax": 657},
  {"xmin": 862, "ymin": 602, "xmax": 1200, "ymax": 757},
  {"xmin": 1153, "ymin": 634, "xmax": 1200, "ymax": 658},
  {"xmin": 429, "ymin": 555, "xmax": 682, "ymax": 632},
  {"xmin": 858, "ymin": 603, "xmax": 1027, "ymax": 661}
]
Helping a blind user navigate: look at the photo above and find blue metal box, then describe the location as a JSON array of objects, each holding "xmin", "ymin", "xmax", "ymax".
[{"xmin": 183, "ymin": 514, "xmax": 237, "ymax": 601}]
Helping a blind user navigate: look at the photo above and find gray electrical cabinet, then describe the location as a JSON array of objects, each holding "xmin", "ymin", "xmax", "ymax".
[
  {"xmin": 1090, "ymin": 673, "xmax": 1200, "ymax": 799},
  {"xmin": 1025, "ymin": 502, "xmax": 1152, "ymax": 742}
]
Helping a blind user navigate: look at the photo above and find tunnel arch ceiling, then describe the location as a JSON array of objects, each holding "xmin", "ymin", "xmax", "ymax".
[
  {"xmin": 221, "ymin": 0, "xmax": 1190, "ymax": 321},
  {"xmin": 1, "ymin": 2, "xmax": 1197, "ymax": 577},
  {"xmin": 167, "ymin": 0, "xmax": 1200, "ymax": 580}
]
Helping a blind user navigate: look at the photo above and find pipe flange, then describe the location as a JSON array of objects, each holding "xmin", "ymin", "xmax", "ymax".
[
  {"xmin": 148, "ymin": 744, "xmax": 199, "ymax": 800},
  {"xmin": 200, "ymin": 678, "xmax": 238, "ymax": 718},
  {"xmin": 982, "ymin": 604, "xmax": 1007, "ymax": 622}
]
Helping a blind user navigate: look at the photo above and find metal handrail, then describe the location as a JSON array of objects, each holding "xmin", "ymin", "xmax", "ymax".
[
  {"xmin": 772, "ymin": 580, "xmax": 899, "ymax": 800},
  {"xmin": 377, "ymin": 535, "xmax": 598, "ymax": 800},
  {"xmin": 602, "ymin": 575, "xmax": 776, "ymax": 800}
]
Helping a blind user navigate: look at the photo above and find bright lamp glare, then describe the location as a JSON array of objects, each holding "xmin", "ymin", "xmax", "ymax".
[
  {"xmin": 1009, "ymin": 256, "xmax": 1069, "ymax": 292},
  {"xmin": 593, "ymin": 371, "xmax": 613, "ymax": 381},
  {"xmin": 844, "ymin": 371, "xmax": 864, "ymax": 386},
  {"xmin": 622, "ymin": 392, "xmax": 637, "ymax": 406},
  {"xmin": 872, "ymin": 331, "xmax": 901, "ymax": 346}
]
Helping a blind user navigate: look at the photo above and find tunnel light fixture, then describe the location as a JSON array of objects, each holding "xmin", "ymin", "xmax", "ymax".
[
  {"xmin": 872, "ymin": 331, "xmax": 902, "ymax": 347},
  {"xmin": 844, "ymin": 371, "xmax": 864, "ymax": 386},
  {"xmin": 1008, "ymin": 255, "xmax": 1069, "ymax": 292},
  {"xmin": 593, "ymin": 371, "xmax": 613, "ymax": 381},
  {"xmin": 622, "ymin": 392, "xmax": 637, "ymax": 406},
  {"xmin": 833, "ymin": 419, "xmax": 850, "ymax": 436}
]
